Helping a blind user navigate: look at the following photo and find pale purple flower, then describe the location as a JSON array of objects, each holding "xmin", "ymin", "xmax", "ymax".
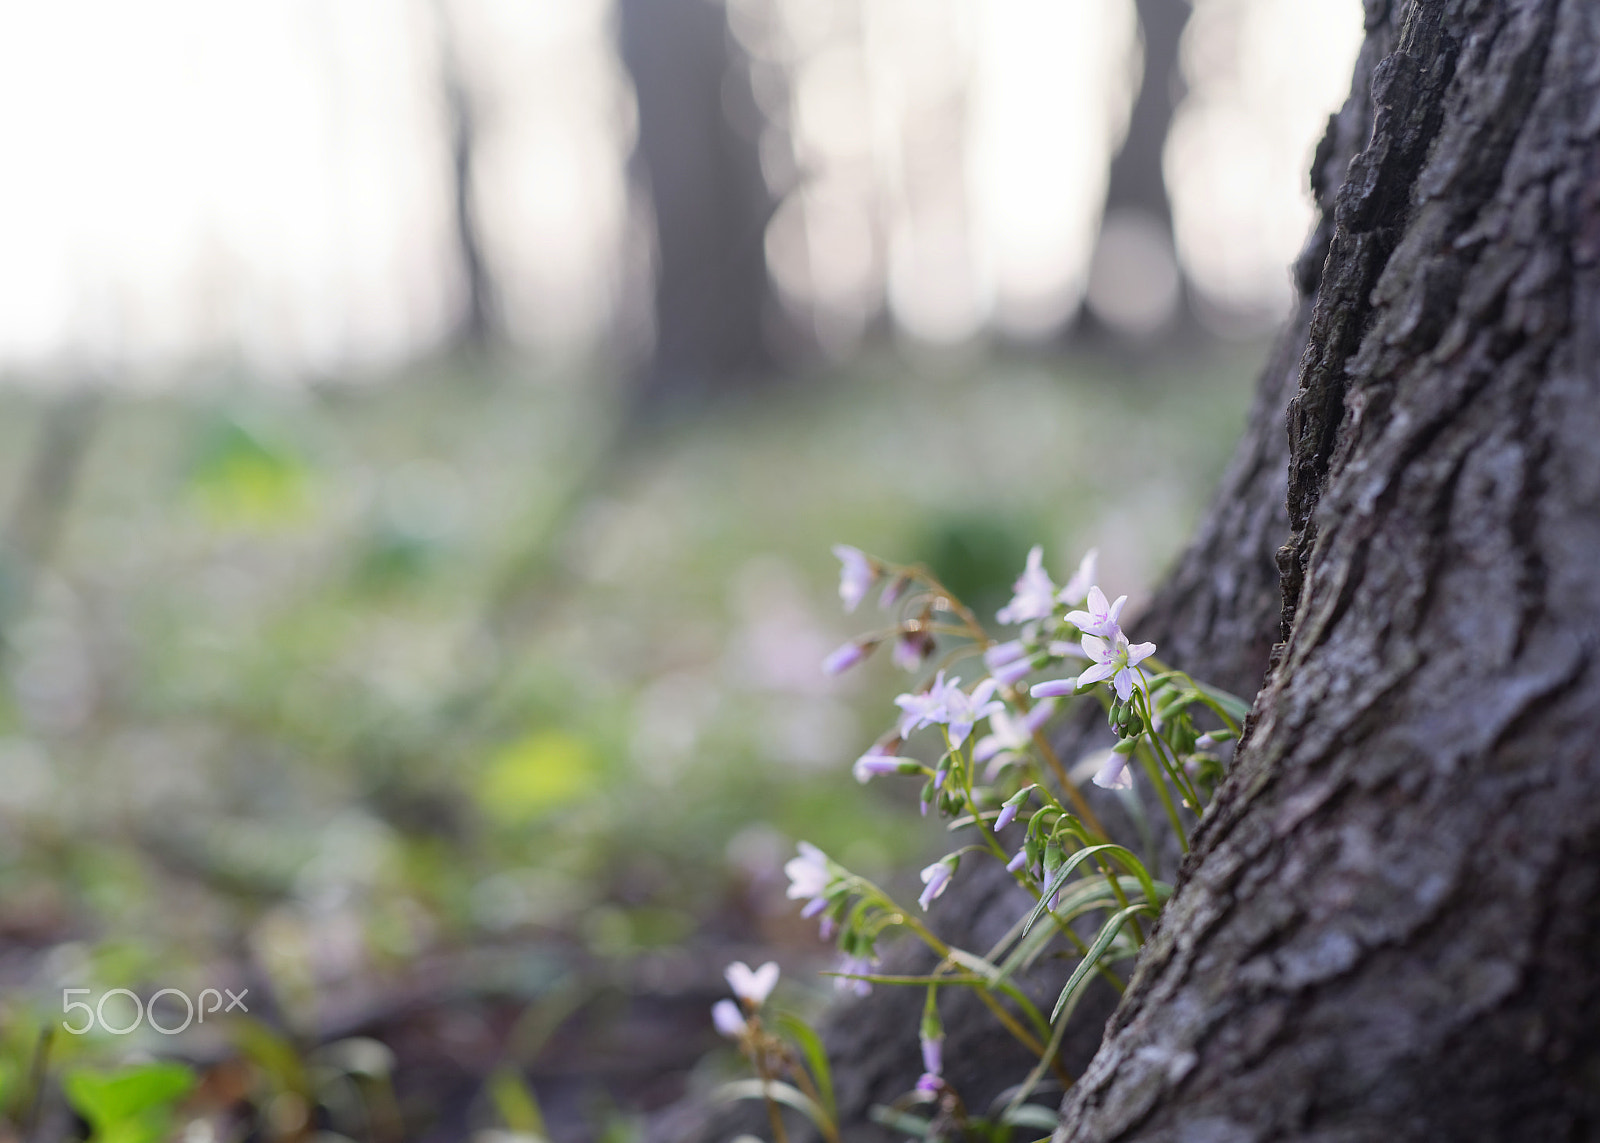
[
  {"xmin": 894, "ymin": 671, "xmax": 951, "ymax": 736},
  {"xmin": 994, "ymin": 786, "xmax": 1033, "ymax": 831},
  {"xmin": 892, "ymin": 629, "xmax": 935, "ymax": 671},
  {"xmin": 918, "ymin": 858, "xmax": 956, "ymax": 911},
  {"xmin": 916, "ymin": 1034, "xmax": 945, "ymax": 1093},
  {"xmin": 983, "ymin": 639, "xmax": 1035, "ymax": 687},
  {"xmin": 853, "ymin": 743, "xmax": 903, "ymax": 784},
  {"xmin": 1078, "ymin": 631, "xmax": 1157, "ymax": 702},
  {"xmin": 1057, "ymin": 548, "xmax": 1098, "ymax": 607},
  {"xmin": 1093, "ymin": 753, "xmax": 1134, "ymax": 790},
  {"xmin": 834, "ymin": 953, "xmax": 877, "ymax": 997},
  {"xmin": 833, "ymin": 545, "xmax": 876, "ymax": 613},
  {"xmin": 1196, "ymin": 732, "xmax": 1216, "ymax": 749},
  {"xmin": 984, "ymin": 639, "xmax": 1027, "ymax": 671},
  {"xmin": 938, "ymin": 677, "xmax": 1005, "ymax": 748},
  {"xmin": 822, "ymin": 639, "xmax": 870, "ymax": 675},
  {"xmin": 898, "ymin": 672, "xmax": 1001, "ymax": 745},
  {"xmin": 1005, "ymin": 847, "xmax": 1030, "ymax": 874},
  {"xmin": 725, "ymin": 961, "xmax": 780, "ymax": 1008},
  {"xmin": 712, "ymin": 999, "xmax": 747, "ymax": 1039},
  {"xmin": 785, "ymin": 842, "xmax": 833, "ymax": 918},
  {"xmin": 996, "ymin": 545, "xmax": 1059, "ymax": 625},
  {"xmin": 1065, "ymin": 585, "xmax": 1128, "ymax": 639},
  {"xmin": 973, "ymin": 700, "xmax": 1056, "ymax": 766},
  {"xmin": 879, "ymin": 574, "xmax": 910, "ymax": 610},
  {"xmin": 1030, "ymin": 675, "xmax": 1081, "ymax": 699},
  {"xmin": 1047, "ymin": 639, "xmax": 1090, "ymax": 660}
]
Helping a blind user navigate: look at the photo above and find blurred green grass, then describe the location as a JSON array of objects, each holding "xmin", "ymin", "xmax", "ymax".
[{"xmin": 0, "ymin": 346, "xmax": 1257, "ymax": 1105}]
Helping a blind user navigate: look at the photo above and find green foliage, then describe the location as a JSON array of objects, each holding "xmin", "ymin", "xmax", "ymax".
[{"xmin": 62, "ymin": 1063, "xmax": 195, "ymax": 1143}]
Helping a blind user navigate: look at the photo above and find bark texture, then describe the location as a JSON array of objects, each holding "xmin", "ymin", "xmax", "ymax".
[{"xmin": 1057, "ymin": 0, "xmax": 1600, "ymax": 1138}]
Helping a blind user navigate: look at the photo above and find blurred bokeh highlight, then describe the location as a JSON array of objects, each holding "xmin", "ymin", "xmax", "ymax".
[{"xmin": 0, "ymin": 1, "xmax": 1359, "ymax": 1139}]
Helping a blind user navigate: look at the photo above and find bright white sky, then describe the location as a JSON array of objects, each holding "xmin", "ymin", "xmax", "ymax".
[{"xmin": 0, "ymin": 0, "xmax": 1361, "ymax": 381}]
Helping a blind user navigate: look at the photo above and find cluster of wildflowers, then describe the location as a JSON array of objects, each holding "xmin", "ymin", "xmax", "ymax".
[{"xmin": 712, "ymin": 543, "xmax": 1247, "ymax": 1140}]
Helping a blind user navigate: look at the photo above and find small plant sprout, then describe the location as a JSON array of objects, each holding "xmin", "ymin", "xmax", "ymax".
[{"xmin": 716, "ymin": 544, "xmax": 1249, "ymax": 1138}]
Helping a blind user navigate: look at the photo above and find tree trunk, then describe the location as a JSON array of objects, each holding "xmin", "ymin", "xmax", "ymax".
[
  {"xmin": 1057, "ymin": 0, "xmax": 1600, "ymax": 1138},
  {"xmin": 433, "ymin": 0, "xmax": 498, "ymax": 352},
  {"xmin": 1079, "ymin": 0, "xmax": 1195, "ymax": 344},
  {"xmin": 653, "ymin": 1, "xmax": 1600, "ymax": 1137},
  {"xmin": 617, "ymin": 0, "xmax": 777, "ymax": 414}
]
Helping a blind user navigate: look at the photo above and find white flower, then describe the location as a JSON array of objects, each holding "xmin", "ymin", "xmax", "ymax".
[
  {"xmin": 784, "ymin": 842, "xmax": 833, "ymax": 918},
  {"xmin": 997, "ymin": 545, "xmax": 1059, "ymax": 626},
  {"xmin": 725, "ymin": 961, "xmax": 780, "ymax": 1008},
  {"xmin": 1065, "ymin": 585, "xmax": 1127, "ymax": 639},
  {"xmin": 1057, "ymin": 548, "xmax": 1098, "ymax": 607},
  {"xmin": 1093, "ymin": 753, "xmax": 1134, "ymax": 790},
  {"xmin": 712, "ymin": 998, "xmax": 748, "ymax": 1039},
  {"xmin": 1078, "ymin": 631, "xmax": 1156, "ymax": 702},
  {"xmin": 833, "ymin": 545, "xmax": 875, "ymax": 612},
  {"xmin": 918, "ymin": 858, "xmax": 956, "ymax": 910}
]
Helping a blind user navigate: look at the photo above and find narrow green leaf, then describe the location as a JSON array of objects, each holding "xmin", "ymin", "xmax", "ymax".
[
  {"xmin": 867, "ymin": 1104, "xmax": 931, "ymax": 1137},
  {"xmin": 714, "ymin": 1078, "xmax": 832, "ymax": 1135},
  {"xmin": 1194, "ymin": 680, "xmax": 1251, "ymax": 724},
  {"xmin": 772, "ymin": 1010, "xmax": 835, "ymax": 1121},
  {"xmin": 945, "ymin": 947, "xmax": 1002, "ymax": 986},
  {"xmin": 1051, "ymin": 905, "xmax": 1157, "ymax": 1023},
  {"xmin": 1020, "ymin": 844, "xmax": 1159, "ymax": 938},
  {"xmin": 487, "ymin": 1068, "xmax": 547, "ymax": 1137},
  {"xmin": 1000, "ymin": 1103, "xmax": 1062, "ymax": 1131},
  {"xmin": 995, "ymin": 877, "xmax": 1150, "ymax": 984}
]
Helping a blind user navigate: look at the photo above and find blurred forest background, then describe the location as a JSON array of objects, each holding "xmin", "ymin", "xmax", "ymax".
[{"xmin": 0, "ymin": 1, "xmax": 1360, "ymax": 1139}]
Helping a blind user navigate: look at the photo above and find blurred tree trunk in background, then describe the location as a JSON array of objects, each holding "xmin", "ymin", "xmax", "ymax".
[
  {"xmin": 1079, "ymin": 0, "xmax": 1194, "ymax": 346},
  {"xmin": 434, "ymin": 0, "xmax": 498, "ymax": 351},
  {"xmin": 658, "ymin": 0, "xmax": 1600, "ymax": 1138},
  {"xmin": 617, "ymin": 0, "xmax": 778, "ymax": 413}
]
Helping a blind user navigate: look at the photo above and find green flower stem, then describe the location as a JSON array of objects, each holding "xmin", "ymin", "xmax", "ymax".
[{"xmin": 845, "ymin": 876, "xmax": 1068, "ymax": 1084}]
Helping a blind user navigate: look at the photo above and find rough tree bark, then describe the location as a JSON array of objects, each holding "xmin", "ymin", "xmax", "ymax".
[
  {"xmin": 1057, "ymin": 0, "xmax": 1600, "ymax": 1138},
  {"xmin": 656, "ymin": 0, "xmax": 1600, "ymax": 1138}
]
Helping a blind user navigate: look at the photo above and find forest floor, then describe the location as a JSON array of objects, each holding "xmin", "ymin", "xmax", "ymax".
[{"xmin": 0, "ymin": 343, "xmax": 1257, "ymax": 1140}]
